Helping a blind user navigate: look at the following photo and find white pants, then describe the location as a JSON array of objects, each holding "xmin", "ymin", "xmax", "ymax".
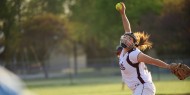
[{"xmin": 132, "ymin": 82, "xmax": 156, "ymax": 95}]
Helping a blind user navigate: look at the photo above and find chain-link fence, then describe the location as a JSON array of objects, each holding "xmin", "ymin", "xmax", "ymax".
[{"xmin": 1, "ymin": 56, "xmax": 188, "ymax": 81}]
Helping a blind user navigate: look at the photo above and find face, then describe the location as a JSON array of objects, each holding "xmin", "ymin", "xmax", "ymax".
[{"xmin": 120, "ymin": 35, "xmax": 134, "ymax": 48}]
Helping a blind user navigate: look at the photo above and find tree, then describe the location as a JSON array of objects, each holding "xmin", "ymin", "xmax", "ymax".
[
  {"xmin": 148, "ymin": 0, "xmax": 190, "ymax": 56},
  {"xmin": 21, "ymin": 0, "xmax": 66, "ymax": 18},
  {"xmin": 21, "ymin": 13, "xmax": 67, "ymax": 78},
  {"xmin": 0, "ymin": 0, "xmax": 69, "ymax": 73},
  {"xmin": 0, "ymin": 0, "xmax": 24, "ymax": 70}
]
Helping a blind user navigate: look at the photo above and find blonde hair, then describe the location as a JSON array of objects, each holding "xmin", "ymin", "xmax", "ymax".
[{"xmin": 134, "ymin": 32, "xmax": 152, "ymax": 51}]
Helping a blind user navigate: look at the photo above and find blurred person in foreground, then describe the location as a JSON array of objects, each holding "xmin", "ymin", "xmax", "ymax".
[
  {"xmin": 0, "ymin": 66, "xmax": 36, "ymax": 95},
  {"xmin": 115, "ymin": 2, "xmax": 180, "ymax": 95},
  {"xmin": 0, "ymin": 31, "xmax": 36, "ymax": 95}
]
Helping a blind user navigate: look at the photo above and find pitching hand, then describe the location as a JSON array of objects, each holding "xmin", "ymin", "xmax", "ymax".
[{"xmin": 119, "ymin": 2, "xmax": 126, "ymax": 15}]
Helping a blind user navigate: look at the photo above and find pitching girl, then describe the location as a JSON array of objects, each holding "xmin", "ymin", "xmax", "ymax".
[{"xmin": 117, "ymin": 2, "xmax": 170, "ymax": 95}]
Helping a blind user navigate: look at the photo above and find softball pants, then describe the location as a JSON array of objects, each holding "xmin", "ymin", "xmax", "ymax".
[{"xmin": 132, "ymin": 82, "xmax": 156, "ymax": 95}]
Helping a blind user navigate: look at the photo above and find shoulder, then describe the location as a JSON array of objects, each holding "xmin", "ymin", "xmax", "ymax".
[
  {"xmin": 129, "ymin": 48, "xmax": 141, "ymax": 63},
  {"xmin": 130, "ymin": 48, "xmax": 141, "ymax": 57}
]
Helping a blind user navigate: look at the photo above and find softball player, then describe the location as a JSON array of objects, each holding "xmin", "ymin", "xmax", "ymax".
[{"xmin": 117, "ymin": 2, "xmax": 170, "ymax": 95}]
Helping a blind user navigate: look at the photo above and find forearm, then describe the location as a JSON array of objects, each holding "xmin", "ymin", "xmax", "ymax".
[
  {"xmin": 138, "ymin": 53, "xmax": 170, "ymax": 69},
  {"xmin": 121, "ymin": 13, "xmax": 131, "ymax": 33},
  {"xmin": 149, "ymin": 58, "xmax": 170, "ymax": 69}
]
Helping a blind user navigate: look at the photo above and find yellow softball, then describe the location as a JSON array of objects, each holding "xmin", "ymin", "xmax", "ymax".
[{"xmin": 115, "ymin": 3, "xmax": 122, "ymax": 11}]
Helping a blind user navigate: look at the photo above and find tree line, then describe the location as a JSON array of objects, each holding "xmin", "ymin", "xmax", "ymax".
[{"xmin": 0, "ymin": 0, "xmax": 189, "ymax": 76}]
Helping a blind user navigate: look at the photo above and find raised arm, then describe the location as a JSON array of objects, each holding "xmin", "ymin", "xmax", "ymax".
[{"xmin": 119, "ymin": 2, "xmax": 131, "ymax": 33}]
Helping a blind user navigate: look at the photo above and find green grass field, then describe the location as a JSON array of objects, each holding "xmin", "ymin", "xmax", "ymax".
[{"xmin": 26, "ymin": 76, "xmax": 190, "ymax": 95}]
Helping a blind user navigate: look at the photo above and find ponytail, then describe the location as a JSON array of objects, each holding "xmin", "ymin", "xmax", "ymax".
[{"xmin": 134, "ymin": 32, "xmax": 152, "ymax": 51}]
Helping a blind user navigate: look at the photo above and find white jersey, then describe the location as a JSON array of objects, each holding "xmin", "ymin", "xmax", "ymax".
[{"xmin": 119, "ymin": 48, "xmax": 153, "ymax": 90}]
